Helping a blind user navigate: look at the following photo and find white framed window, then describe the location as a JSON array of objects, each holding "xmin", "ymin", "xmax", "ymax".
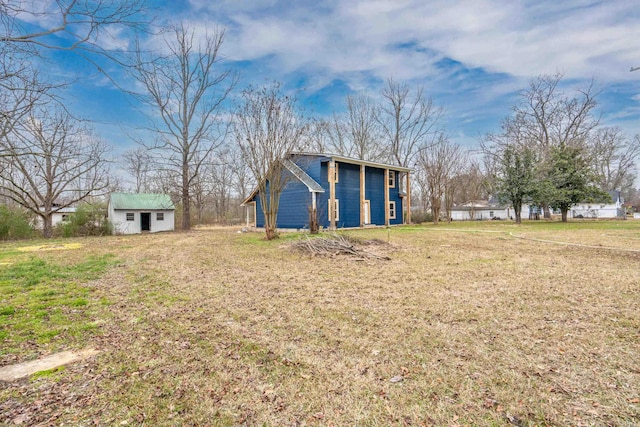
[
  {"xmin": 329, "ymin": 199, "xmax": 340, "ymax": 221},
  {"xmin": 389, "ymin": 201, "xmax": 396, "ymax": 219},
  {"xmin": 61, "ymin": 214, "xmax": 70, "ymax": 222},
  {"xmin": 157, "ymin": 212, "xmax": 164, "ymax": 221},
  {"xmin": 126, "ymin": 213, "xmax": 134, "ymax": 221},
  {"xmin": 388, "ymin": 170, "xmax": 396, "ymax": 188}
]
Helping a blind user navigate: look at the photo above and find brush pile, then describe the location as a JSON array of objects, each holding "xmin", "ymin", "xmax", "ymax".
[{"xmin": 290, "ymin": 234, "xmax": 391, "ymax": 260}]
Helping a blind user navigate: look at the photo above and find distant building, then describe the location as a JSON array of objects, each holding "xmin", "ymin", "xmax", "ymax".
[
  {"xmin": 108, "ymin": 193, "xmax": 175, "ymax": 234},
  {"xmin": 34, "ymin": 205, "xmax": 76, "ymax": 229},
  {"xmin": 571, "ymin": 191, "xmax": 625, "ymax": 219},
  {"xmin": 449, "ymin": 201, "xmax": 510, "ymax": 221},
  {"xmin": 241, "ymin": 153, "xmax": 411, "ymax": 230}
]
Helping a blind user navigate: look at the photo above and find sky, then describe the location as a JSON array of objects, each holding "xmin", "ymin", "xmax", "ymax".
[{"xmin": 21, "ymin": 0, "xmax": 640, "ymax": 160}]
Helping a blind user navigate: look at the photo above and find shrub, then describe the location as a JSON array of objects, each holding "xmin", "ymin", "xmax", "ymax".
[
  {"xmin": 410, "ymin": 209, "xmax": 433, "ymax": 224},
  {"xmin": 58, "ymin": 204, "xmax": 113, "ymax": 237},
  {"xmin": 0, "ymin": 205, "xmax": 34, "ymax": 240}
]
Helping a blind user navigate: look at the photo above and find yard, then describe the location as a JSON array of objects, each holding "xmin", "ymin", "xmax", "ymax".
[{"xmin": 1, "ymin": 221, "xmax": 639, "ymax": 426}]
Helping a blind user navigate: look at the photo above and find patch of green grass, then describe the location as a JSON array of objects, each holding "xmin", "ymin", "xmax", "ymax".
[
  {"xmin": 0, "ymin": 306, "xmax": 15, "ymax": 316},
  {"xmin": 0, "ymin": 254, "xmax": 119, "ymax": 357},
  {"xmin": 31, "ymin": 366, "xmax": 65, "ymax": 380}
]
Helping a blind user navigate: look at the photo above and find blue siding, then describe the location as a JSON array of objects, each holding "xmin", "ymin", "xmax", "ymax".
[
  {"xmin": 365, "ymin": 167, "xmax": 385, "ymax": 225},
  {"xmin": 318, "ymin": 161, "xmax": 330, "ymax": 228},
  {"xmin": 253, "ymin": 178, "xmax": 314, "ymax": 229},
  {"xmin": 250, "ymin": 155, "xmax": 407, "ymax": 229},
  {"xmin": 277, "ymin": 179, "xmax": 313, "ymax": 228},
  {"xmin": 334, "ymin": 162, "xmax": 361, "ymax": 227},
  {"xmin": 389, "ymin": 173, "xmax": 404, "ymax": 225}
]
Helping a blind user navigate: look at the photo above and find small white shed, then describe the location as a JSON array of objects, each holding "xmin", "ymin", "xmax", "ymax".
[
  {"xmin": 35, "ymin": 206, "xmax": 77, "ymax": 229},
  {"xmin": 108, "ymin": 193, "xmax": 175, "ymax": 235}
]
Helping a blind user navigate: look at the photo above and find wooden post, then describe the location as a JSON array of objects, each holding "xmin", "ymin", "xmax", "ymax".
[
  {"xmin": 406, "ymin": 172, "xmax": 411, "ymax": 224},
  {"xmin": 384, "ymin": 168, "xmax": 390, "ymax": 226},
  {"xmin": 360, "ymin": 164, "xmax": 365, "ymax": 227},
  {"xmin": 329, "ymin": 160, "xmax": 336, "ymax": 230}
]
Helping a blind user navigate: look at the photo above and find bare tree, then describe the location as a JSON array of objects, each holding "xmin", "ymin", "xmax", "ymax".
[
  {"xmin": 130, "ymin": 23, "xmax": 236, "ymax": 230},
  {"xmin": 336, "ymin": 94, "xmax": 383, "ymax": 161},
  {"xmin": 377, "ymin": 78, "xmax": 443, "ymax": 168},
  {"xmin": 517, "ymin": 74, "xmax": 599, "ymax": 153},
  {"xmin": 304, "ymin": 98, "xmax": 382, "ymax": 162},
  {"xmin": 234, "ymin": 82, "xmax": 306, "ymax": 240},
  {"xmin": 121, "ymin": 147, "xmax": 153, "ymax": 192},
  {"xmin": 189, "ymin": 157, "xmax": 214, "ymax": 225},
  {"xmin": 454, "ymin": 160, "xmax": 488, "ymax": 220},
  {"xmin": 0, "ymin": 0, "xmax": 146, "ymax": 52},
  {"xmin": 0, "ymin": 105, "xmax": 110, "ymax": 237},
  {"xmin": 304, "ymin": 118, "xmax": 332, "ymax": 154},
  {"xmin": 415, "ymin": 136, "xmax": 464, "ymax": 224},
  {"xmin": 588, "ymin": 127, "xmax": 640, "ymax": 194}
]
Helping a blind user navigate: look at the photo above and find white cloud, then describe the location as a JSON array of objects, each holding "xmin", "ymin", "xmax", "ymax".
[{"xmin": 180, "ymin": 0, "xmax": 640, "ymax": 85}]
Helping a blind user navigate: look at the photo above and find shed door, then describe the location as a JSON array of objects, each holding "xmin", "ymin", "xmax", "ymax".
[{"xmin": 141, "ymin": 212, "xmax": 151, "ymax": 231}]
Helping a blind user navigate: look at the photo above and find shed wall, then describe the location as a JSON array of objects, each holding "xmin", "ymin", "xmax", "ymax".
[{"xmin": 110, "ymin": 209, "xmax": 174, "ymax": 234}]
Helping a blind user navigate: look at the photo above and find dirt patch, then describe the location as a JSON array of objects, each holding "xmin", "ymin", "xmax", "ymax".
[{"xmin": 0, "ymin": 349, "xmax": 99, "ymax": 382}]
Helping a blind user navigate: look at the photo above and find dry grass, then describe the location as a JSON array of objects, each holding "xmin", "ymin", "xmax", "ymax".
[{"xmin": 1, "ymin": 221, "xmax": 639, "ymax": 426}]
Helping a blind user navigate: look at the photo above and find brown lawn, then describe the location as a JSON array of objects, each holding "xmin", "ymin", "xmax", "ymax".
[{"xmin": 1, "ymin": 221, "xmax": 639, "ymax": 426}]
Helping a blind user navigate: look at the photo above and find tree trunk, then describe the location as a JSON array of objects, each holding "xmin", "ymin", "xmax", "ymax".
[
  {"xmin": 561, "ymin": 209, "xmax": 568, "ymax": 222},
  {"xmin": 182, "ymin": 161, "xmax": 191, "ymax": 231},
  {"xmin": 513, "ymin": 202, "xmax": 522, "ymax": 224},
  {"xmin": 42, "ymin": 215, "xmax": 53, "ymax": 238},
  {"xmin": 432, "ymin": 207, "xmax": 440, "ymax": 224}
]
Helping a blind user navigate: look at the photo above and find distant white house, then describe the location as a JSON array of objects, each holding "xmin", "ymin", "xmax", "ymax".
[
  {"xmin": 35, "ymin": 205, "xmax": 76, "ymax": 229},
  {"xmin": 571, "ymin": 191, "xmax": 624, "ymax": 219},
  {"xmin": 450, "ymin": 191, "xmax": 624, "ymax": 221},
  {"xmin": 449, "ymin": 201, "xmax": 513, "ymax": 221},
  {"xmin": 108, "ymin": 193, "xmax": 175, "ymax": 234}
]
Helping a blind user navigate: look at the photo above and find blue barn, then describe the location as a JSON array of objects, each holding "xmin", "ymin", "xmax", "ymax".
[{"xmin": 242, "ymin": 153, "xmax": 412, "ymax": 230}]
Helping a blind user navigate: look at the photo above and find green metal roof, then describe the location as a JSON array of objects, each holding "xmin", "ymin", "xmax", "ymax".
[{"xmin": 109, "ymin": 193, "xmax": 175, "ymax": 210}]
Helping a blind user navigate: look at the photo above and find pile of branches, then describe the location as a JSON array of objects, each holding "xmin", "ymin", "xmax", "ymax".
[{"xmin": 290, "ymin": 234, "xmax": 391, "ymax": 260}]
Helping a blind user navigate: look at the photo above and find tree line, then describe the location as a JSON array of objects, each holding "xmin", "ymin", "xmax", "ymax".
[
  {"xmin": 1, "ymin": 2, "xmax": 638, "ymax": 239},
  {"xmin": 483, "ymin": 74, "xmax": 640, "ymax": 223}
]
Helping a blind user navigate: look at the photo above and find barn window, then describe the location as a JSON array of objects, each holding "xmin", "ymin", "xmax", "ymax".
[
  {"xmin": 157, "ymin": 212, "xmax": 164, "ymax": 221},
  {"xmin": 61, "ymin": 214, "xmax": 70, "ymax": 222},
  {"xmin": 388, "ymin": 171, "xmax": 396, "ymax": 188},
  {"xmin": 126, "ymin": 213, "xmax": 134, "ymax": 221},
  {"xmin": 489, "ymin": 211, "xmax": 494, "ymax": 218},
  {"xmin": 329, "ymin": 199, "xmax": 340, "ymax": 221},
  {"xmin": 389, "ymin": 201, "xmax": 396, "ymax": 219}
]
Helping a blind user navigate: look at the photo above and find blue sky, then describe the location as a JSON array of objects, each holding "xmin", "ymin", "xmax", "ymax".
[{"xmin": 27, "ymin": 0, "xmax": 640, "ymax": 157}]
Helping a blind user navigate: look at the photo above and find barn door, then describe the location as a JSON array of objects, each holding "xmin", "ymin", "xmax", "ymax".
[{"xmin": 140, "ymin": 213, "xmax": 151, "ymax": 231}]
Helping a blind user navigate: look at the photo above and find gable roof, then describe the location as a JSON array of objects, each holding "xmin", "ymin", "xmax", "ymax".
[{"xmin": 109, "ymin": 193, "xmax": 175, "ymax": 210}]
